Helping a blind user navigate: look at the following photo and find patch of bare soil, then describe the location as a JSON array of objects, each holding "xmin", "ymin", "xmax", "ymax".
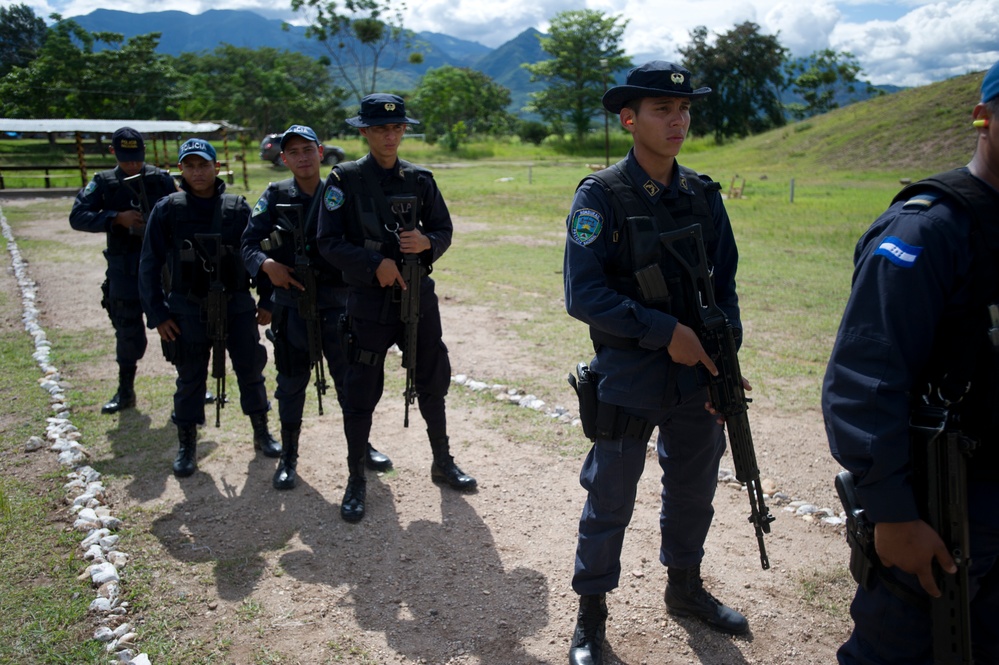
[{"xmin": 9, "ymin": 202, "xmax": 854, "ymax": 664}]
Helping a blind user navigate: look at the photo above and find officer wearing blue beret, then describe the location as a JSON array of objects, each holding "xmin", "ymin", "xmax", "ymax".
[
  {"xmin": 242, "ymin": 124, "xmax": 393, "ymax": 490},
  {"xmin": 70, "ymin": 127, "xmax": 179, "ymax": 414},
  {"xmin": 823, "ymin": 61, "xmax": 999, "ymax": 664},
  {"xmin": 139, "ymin": 138, "xmax": 279, "ymax": 477},
  {"xmin": 316, "ymin": 94, "xmax": 477, "ymax": 523},
  {"xmin": 563, "ymin": 61, "xmax": 749, "ymax": 665}
]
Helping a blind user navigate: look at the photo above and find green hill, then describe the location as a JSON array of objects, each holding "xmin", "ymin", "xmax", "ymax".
[{"xmin": 694, "ymin": 69, "xmax": 983, "ymax": 177}]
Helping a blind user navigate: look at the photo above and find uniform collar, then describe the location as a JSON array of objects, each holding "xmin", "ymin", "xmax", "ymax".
[{"xmin": 624, "ymin": 149, "xmax": 693, "ymax": 203}]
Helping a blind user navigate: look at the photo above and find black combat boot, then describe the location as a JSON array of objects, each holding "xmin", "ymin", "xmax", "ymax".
[
  {"xmin": 665, "ymin": 564, "xmax": 749, "ymax": 635},
  {"xmin": 340, "ymin": 461, "xmax": 366, "ymax": 523},
  {"xmin": 272, "ymin": 426, "xmax": 300, "ymax": 490},
  {"xmin": 101, "ymin": 365, "xmax": 137, "ymax": 414},
  {"xmin": 173, "ymin": 424, "xmax": 198, "ymax": 477},
  {"xmin": 366, "ymin": 442, "xmax": 393, "ymax": 472},
  {"xmin": 568, "ymin": 593, "xmax": 607, "ymax": 665},
  {"xmin": 429, "ymin": 436, "xmax": 477, "ymax": 491},
  {"xmin": 249, "ymin": 412, "xmax": 282, "ymax": 458}
]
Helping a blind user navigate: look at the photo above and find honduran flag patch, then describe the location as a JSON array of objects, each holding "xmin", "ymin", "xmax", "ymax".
[{"xmin": 874, "ymin": 236, "xmax": 922, "ymax": 268}]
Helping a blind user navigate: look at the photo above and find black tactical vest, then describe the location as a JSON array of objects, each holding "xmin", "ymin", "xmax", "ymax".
[
  {"xmin": 335, "ymin": 155, "xmax": 428, "ymax": 286},
  {"xmin": 581, "ymin": 161, "xmax": 719, "ymax": 348},
  {"xmin": 96, "ymin": 165, "xmax": 174, "ymax": 255},
  {"xmin": 897, "ymin": 170, "xmax": 999, "ymax": 465},
  {"xmin": 263, "ymin": 179, "xmax": 343, "ymax": 285},
  {"xmin": 163, "ymin": 192, "xmax": 248, "ymax": 300}
]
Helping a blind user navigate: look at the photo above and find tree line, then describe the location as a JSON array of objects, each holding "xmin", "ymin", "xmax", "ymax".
[{"xmin": 0, "ymin": 2, "xmax": 878, "ymax": 149}]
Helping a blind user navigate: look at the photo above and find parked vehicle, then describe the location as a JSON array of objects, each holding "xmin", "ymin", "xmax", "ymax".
[{"xmin": 258, "ymin": 133, "xmax": 346, "ymax": 167}]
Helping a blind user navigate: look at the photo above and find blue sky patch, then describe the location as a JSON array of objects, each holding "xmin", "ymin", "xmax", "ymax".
[{"xmin": 874, "ymin": 236, "xmax": 923, "ymax": 268}]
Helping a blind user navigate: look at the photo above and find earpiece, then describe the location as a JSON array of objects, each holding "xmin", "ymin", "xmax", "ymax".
[{"xmin": 973, "ymin": 118, "xmax": 989, "ymax": 128}]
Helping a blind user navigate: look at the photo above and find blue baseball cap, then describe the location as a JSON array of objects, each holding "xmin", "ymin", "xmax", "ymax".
[
  {"xmin": 982, "ymin": 60, "xmax": 999, "ymax": 103},
  {"xmin": 280, "ymin": 125, "xmax": 320, "ymax": 149},
  {"xmin": 178, "ymin": 138, "xmax": 217, "ymax": 163},
  {"xmin": 111, "ymin": 127, "xmax": 145, "ymax": 161},
  {"xmin": 346, "ymin": 93, "xmax": 421, "ymax": 128}
]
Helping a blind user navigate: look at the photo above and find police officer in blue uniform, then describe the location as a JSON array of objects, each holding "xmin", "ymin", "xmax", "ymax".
[
  {"xmin": 316, "ymin": 94, "xmax": 476, "ymax": 524},
  {"xmin": 242, "ymin": 124, "xmax": 393, "ymax": 490},
  {"xmin": 139, "ymin": 138, "xmax": 280, "ymax": 478},
  {"xmin": 563, "ymin": 62, "xmax": 749, "ymax": 664},
  {"xmin": 823, "ymin": 61, "xmax": 999, "ymax": 664},
  {"xmin": 70, "ymin": 127, "xmax": 178, "ymax": 414}
]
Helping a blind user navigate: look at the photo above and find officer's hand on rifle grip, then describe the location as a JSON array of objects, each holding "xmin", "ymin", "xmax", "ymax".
[
  {"xmin": 261, "ymin": 258, "xmax": 304, "ymax": 291},
  {"xmin": 256, "ymin": 308, "xmax": 272, "ymax": 326},
  {"xmin": 874, "ymin": 519, "xmax": 957, "ymax": 598},
  {"xmin": 398, "ymin": 229, "xmax": 430, "ymax": 254},
  {"xmin": 113, "ymin": 209, "xmax": 144, "ymax": 230},
  {"xmin": 376, "ymin": 258, "xmax": 406, "ymax": 289},
  {"xmin": 667, "ymin": 322, "xmax": 718, "ymax": 375}
]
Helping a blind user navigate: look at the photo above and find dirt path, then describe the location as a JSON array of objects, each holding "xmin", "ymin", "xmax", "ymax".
[{"xmin": 6, "ymin": 199, "xmax": 854, "ymax": 664}]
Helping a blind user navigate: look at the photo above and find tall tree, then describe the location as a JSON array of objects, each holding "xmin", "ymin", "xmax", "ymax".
[
  {"xmin": 0, "ymin": 16, "xmax": 175, "ymax": 119},
  {"xmin": 0, "ymin": 3, "xmax": 47, "ymax": 77},
  {"xmin": 785, "ymin": 49, "xmax": 879, "ymax": 120},
  {"xmin": 169, "ymin": 46, "xmax": 346, "ymax": 137},
  {"xmin": 410, "ymin": 66, "xmax": 513, "ymax": 150},
  {"xmin": 290, "ymin": 0, "xmax": 417, "ymax": 105},
  {"xmin": 679, "ymin": 22, "xmax": 788, "ymax": 141},
  {"xmin": 523, "ymin": 9, "xmax": 631, "ymax": 141}
]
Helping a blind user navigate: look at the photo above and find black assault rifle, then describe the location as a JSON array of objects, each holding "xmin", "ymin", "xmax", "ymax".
[
  {"xmin": 275, "ymin": 203, "xmax": 329, "ymax": 415},
  {"xmin": 194, "ymin": 233, "xmax": 228, "ymax": 427},
  {"xmin": 122, "ymin": 172, "xmax": 152, "ymax": 237},
  {"xmin": 911, "ymin": 398, "xmax": 975, "ymax": 665},
  {"xmin": 661, "ymin": 224, "xmax": 775, "ymax": 570},
  {"xmin": 389, "ymin": 195, "xmax": 423, "ymax": 428}
]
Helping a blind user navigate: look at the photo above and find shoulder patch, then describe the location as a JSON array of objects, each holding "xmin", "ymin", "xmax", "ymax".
[
  {"xmin": 252, "ymin": 196, "xmax": 267, "ymax": 217},
  {"xmin": 570, "ymin": 208, "xmax": 603, "ymax": 246},
  {"xmin": 83, "ymin": 179, "xmax": 98, "ymax": 196},
  {"xmin": 874, "ymin": 235, "xmax": 923, "ymax": 268},
  {"xmin": 323, "ymin": 184, "xmax": 345, "ymax": 212},
  {"xmin": 902, "ymin": 191, "xmax": 941, "ymax": 210}
]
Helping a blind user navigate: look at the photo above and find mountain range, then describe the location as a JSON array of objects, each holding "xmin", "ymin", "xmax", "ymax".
[{"xmin": 72, "ymin": 9, "xmax": 897, "ymax": 118}]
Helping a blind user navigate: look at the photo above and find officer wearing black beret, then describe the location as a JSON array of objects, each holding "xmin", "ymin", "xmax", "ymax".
[
  {"xmin": 70, "ymin": 127, "xmax": 179, "ymax": 414},
  {"xmin": 316, "ymin": 93, "xmax": 477, "ymax": 523},
  {"xmin": 563, "ymin": 61, "xmax": 749, "ymax": 664},
  {"xmin": 139, "ymin": 138, "xmax": 279, "ymax": 477},
  {"xmin": 823, "ymin": 60, "xmax": 999, "ymax": 664}
]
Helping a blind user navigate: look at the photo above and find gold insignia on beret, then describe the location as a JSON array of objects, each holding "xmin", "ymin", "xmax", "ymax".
[
  {"xmin": 643, "ymin": 180, "xmax": 660, "ymax": 197},
  {"xmin": 671, "ymin": 73, "xmax": 684, "ymax": 85},
  {"xmin": 385, "ymin": 103, "xmax": 396, "ymax": 111}
]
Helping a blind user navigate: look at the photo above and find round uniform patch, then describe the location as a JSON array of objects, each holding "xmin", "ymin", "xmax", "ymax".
[
  {"xmin": 251, "ymin": 197, "xmax": 267, "ymax": 217},
  {"xmin": 324, "ymin": 184, "xmax": 345, "ymax": 212},
  {"xmin": 83, "ymin": 179, "xmax": 98, "ymax": 196},
  {"xmin": 570, "ymin": 208, "xmax": 603, "ymax": 246}
]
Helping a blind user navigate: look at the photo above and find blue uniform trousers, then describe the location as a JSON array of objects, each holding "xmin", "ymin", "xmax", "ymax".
[
  {"xmin": 170, "ymin": 307, "xmax": 269, "ymax": 426},
  {"xmin": 273, "ymin": 304, "xmax": 348, "ymax": 425},
  {"xmin": 340, "ymin": 289, "xmax": 450, "ymax": 459},
  {"xmin": 839, "ymin": 518, "xmax": 999, "ymax": 664},
  {"xmin": 105, "ymin": 251, "xmax": 147, "ymax": 368},
  {"xmin": 572, "ymin": 384, "xmax": 726, "ymax": 596}
]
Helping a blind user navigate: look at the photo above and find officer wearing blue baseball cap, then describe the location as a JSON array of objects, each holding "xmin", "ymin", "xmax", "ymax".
[
  {"xmin": 316, "ymin": 94, "xmax": 476, "ymax": 523},
  {"xmin": 824, "ymin": 60, "xmax": 999, "ymax": 664},
  {"xmin": 563, "ymin": 60, "xmax": 749, "ymax": 664},
  {"xmin": 243, "ymin": 124, "xmax": 394, "ymax": 490},
  {"xmin": 69, "ymin": 127, "xmax": 179, "ymax": 414},
  {"xmin": 139, "ymin": 137, "xmax": 280, "ymax": 477}
]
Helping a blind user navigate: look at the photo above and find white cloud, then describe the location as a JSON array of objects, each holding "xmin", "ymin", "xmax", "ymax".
[
  {"xmin": 831, "ymin": 0, "xmax": 999, "ymax": 85},
  {"xmin": 763, "ymin": 1, "xmax": 841, "ymax": 56}
]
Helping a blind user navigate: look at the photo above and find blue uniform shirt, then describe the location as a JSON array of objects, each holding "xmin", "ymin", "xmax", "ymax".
[
  {"xmin": 563, "ymin": 149, "xmax": 741, "ymax": 410},
  {"xmin": 822, "ymin": 169, "xmax": 989, "ymax": 524}
]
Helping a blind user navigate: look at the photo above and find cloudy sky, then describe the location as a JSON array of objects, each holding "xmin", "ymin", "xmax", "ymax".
[{"xmin": 20, "ymin": 0, "xmax": 999, "ymax": 87}]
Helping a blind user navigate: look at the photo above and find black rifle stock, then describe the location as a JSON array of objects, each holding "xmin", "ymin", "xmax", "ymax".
[
  {"xmin": 194, "ymin": 233, "xmax": 228, "ymax": 427},
  {"xmin": 122, "ymin": 172, "xmax": 151, "ymax": 237},
  {"xmin": 389, "ymin": 195, "xmax": 422, "ymax": 428},
  {"xmin": 911, "ymin": 402, "xmax": 974, "ymax": 665},
  {"xmin": 275, "ymin": 203, "xmax": 328, "ymax": 415},
  {"xmin": 661, "ymin": 224, "xmax": 775, "ymax": 569}
]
